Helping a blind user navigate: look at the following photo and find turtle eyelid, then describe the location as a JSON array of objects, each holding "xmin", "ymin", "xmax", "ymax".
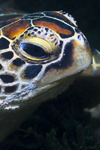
[{"xmin": 20, "ymin": 42, "xmax": 47, "ymax": 58}]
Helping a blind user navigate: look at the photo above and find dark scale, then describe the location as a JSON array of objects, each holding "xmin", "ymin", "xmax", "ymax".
[
  {"xmin": 5, "ymin": 84, "xmax": 18, "ymax": 93},
  {"xmin": 0, "ymin": 64, "xmax": 3, "ymax": 70},
  {"xmin": 28, "ymin": 33, "xmax": 31, "ymax": 36},
  {"xmin": 37, "ymin": 26, "xmax": 41, "ymax": 29},
  {"xmin": 38, "ymin": 31, "xmax": 41, "ymax": 34},
  {"xmin": 28, "ymin": 27, "xmax": 34, "ymax": 30},
  {"xmin": 50, "ymin": 34, "xmax": 54, "ymax": 36},
  {"xmin": 30, "ymin": 32, "xmax": 34, "ymax": 36},
  {"xmin": 1, "ymin": 51, "xmax": 13, "ymax": 60},
  {"xmin": 45, "ymin": 12, "xmax": 76, "ymax": 27},
  {"xmin": 20, "ymin": 34, "xmax": 24, "ymax": 38},
  {"xmin": 28, "ymin": 17, "xmax": 39, "ymax": 20},
  {"xmin": 21, "ymin": 65, "xmax": 42, "ymax": 80},
  {"xmin": 22, "ymin": 13, "xmax": 44, "ymax": 20},
  {"xmin": 24, "ymin": 30, "xmax": 28, "ymax": 34},
  {"xmin": 45, "ymin": 28, "xmax": 49, "ymax": 32},
  {"xmin": 59, "ymin": 41, "xmax": 74, "ymax": 68},
  {"xmin": 0, "ymin": 38, "xmax": 10, "ymax": 49},
  {"xmin": 0, "ymin": 74, "xmax": 15, "ymax": 83},
  {"xmin": 45, "ymin": 33, "xmax": 47, "ymax": 36},
  {"xmin": 52, "ymin": 38, "xmax": 57, "ymax": 42},
  {"xmin": 12, "ymin": 37, "xmax": 16, "ymax": 40},
  {"xmin": 55, "ymin": 41, "xmax": 58, "ymax": 46},
  {"xmin": 28, "ymin": 13, "xmax": 44, "ymax": 17},
  {"xmin": 0, "ymin": 14, "xmax": 23, "ymax": 28},
  {"xmin": 59, "ymin": 41, "xmax": 63, "ymax": 49},
  {"xmin": 45, "ymin": 41, "xmax": 74, "ymax": 72},
  {"xmin": 33, "ymin": 28, "xmax": 38, "ymax": 32},
  {"xmin": 13, "ymin": 58, "xmax": 25, "ymax": 67}
]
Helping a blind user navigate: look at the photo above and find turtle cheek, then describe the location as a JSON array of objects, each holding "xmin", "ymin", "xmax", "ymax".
[
  {"xmin": 71, "ymin": 39, "xmax": 92, "ymax": 71},
  {"xmin": 77, "ymin": 32, "xmax": 91, "ymax": 51},
  {"xmin": 37, "ymin": 39, "xmax": 91, "ymax": 90}
]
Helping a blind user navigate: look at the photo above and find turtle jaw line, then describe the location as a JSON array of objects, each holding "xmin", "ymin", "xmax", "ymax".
[
  {"xmin": 2, "ymin": 72, "xmax": 77, "ymax": 109},
  {"xmin": 25, "ymin": 75, "xmax": 77, "ymax": 106}
]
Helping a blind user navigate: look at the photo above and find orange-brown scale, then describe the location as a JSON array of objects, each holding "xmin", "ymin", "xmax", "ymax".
[
  {"xmin": 34, "ymin": 20, "xmax": 72, "ymax": 36},
  {"xmin": 2, "ymin": 20, "xmax": 31, "ymax": 39},
  {"xmin": 0, "ymin": 15, "xmax": 23, "ymax": 28}
]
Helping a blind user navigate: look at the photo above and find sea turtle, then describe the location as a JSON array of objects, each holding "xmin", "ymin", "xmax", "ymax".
[{"xmin": 0, "ymin": 8, "xmax": 97, "ymax": 142}]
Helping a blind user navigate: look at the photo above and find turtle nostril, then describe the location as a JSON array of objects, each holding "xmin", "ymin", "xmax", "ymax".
[
  {"xmin": 77, "ymin": 34, "xmax": 89, "ymax": 46},
  {"xmin": 78, "ymin": 35, "xmax": 82, "ymax": 41}
]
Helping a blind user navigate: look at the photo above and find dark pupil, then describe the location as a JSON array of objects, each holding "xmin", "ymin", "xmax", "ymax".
[{"xmin": 20, "ymin": 43, "xmax": 47, "ymax": 58}]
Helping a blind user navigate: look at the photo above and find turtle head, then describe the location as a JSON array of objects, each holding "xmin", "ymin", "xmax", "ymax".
[{"xmin": 0, "ymin": 11, "xmax": 91, "ymax": 109}]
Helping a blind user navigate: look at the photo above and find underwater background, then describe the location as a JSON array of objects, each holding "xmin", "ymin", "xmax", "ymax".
[{"xmin": 0, "ymin": 0, "xmax": 100, "ymax": 150}]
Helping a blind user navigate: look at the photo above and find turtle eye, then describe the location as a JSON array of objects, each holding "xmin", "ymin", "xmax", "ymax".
[
  {"xmin": 19, "ymin": 43, "xmax": 47, "ymax": 58},
  {"xmin": 12, "ymin": 26, "xmax": 61, "ymax": 63},
  {"xmin": 12, "ymin": 37, "xmax": 60, "ymax": 63}
]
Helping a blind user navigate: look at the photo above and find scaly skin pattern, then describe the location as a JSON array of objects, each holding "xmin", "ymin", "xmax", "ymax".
[
  {"xmin": 0, "ymin": 10, "xmax": 91, "ymax": 110},
  {"xmin": 0, "ymin": 9, "xmax": 92, "ymax": 142}
]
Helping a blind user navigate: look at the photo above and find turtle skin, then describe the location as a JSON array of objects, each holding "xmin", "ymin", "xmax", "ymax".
[{"xmin": 0, "ymin": 8, "xmax": 91, "ymax": 142}]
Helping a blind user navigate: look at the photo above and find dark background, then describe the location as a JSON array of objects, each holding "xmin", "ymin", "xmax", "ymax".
[
  {"xmin": 0, "ymin": 0, "xmax": 100, "ymax": 49},
  {"xmin": 0, "ymin": 1, "xmax": 100, "ymax": 150}
]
